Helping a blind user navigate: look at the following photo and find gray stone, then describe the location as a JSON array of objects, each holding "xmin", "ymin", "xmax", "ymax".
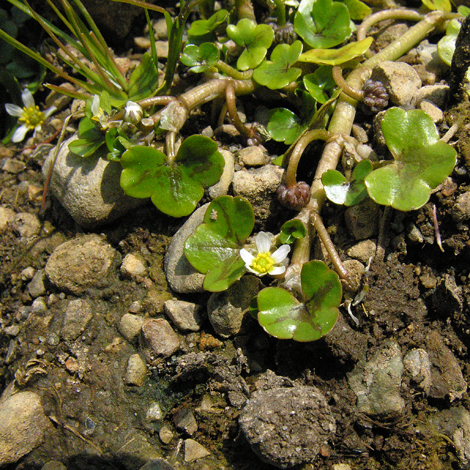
[
  {"xmin": 452, "ymin": 191, "xmax": 470, "ymax": 222},
  {"xmin": 0, "ymin": 391, "xmax": 52, "ymax": 465},
  {"xmin": 239, "ymin": 386, "xmax": 336, "ymax": 468},
  {"xmin": 27, "ymin": 269, "xmax": 47, "ymax": 298},
  {"xmin": 346, "ymin": 239, "xmax": 376, "ymax": 263},
  {"xmin": 61, "ymin": 298, "xmax": 93, "ymax": 341},
  {"xmin": 348, "ymin": 341, "xmax": 405, "ymax": 417},
  {"xmin": 43, "ymin": 135, "xmax": 145, "ymax": 229},
  {"xmin": 146, "ymin": 402, "xmax": 163, "ymax": 422},
  {"xmin": 41, "ymin": 461, "xmax": 68, "ymax": 470},
  {"xmin": 141, "ymin": 318, "xmax": 180, "ymax": 358},
  {"xmin": 125, "ymin": 353, "xmax": 147, "ymax": 386},
  {"xmin": 184, "ymin": 439, "xmax": 210, "ymax": 463},
  {"xmin": 45, "ymin": 234, "xmax": 121, "ymax": 294},
  {"xmin": 159, "ymin": 424, "xmax": 174, "ymax": 444},
  {"xmin": 415, "ymin": 84, "xmax": 449, "ymax": 108},
  {"xmin": 119, "ymin": 313, "xmax": 145, "ymax": 342},
  {"xmin": 164, "ymin": 204, "xmax": 207, "ymax": 294},
  {"xmin": 429, "ymin": 407, "xmax": 470, "ymax": 466},
  {"xmin": 10, "ymin": 212, "xmax": 41, "ymax": 238},
  {"xmin": 121, "ymin": 253, "xmax": 147, "ymax": 278},
  {"xmin": 164, "ymin": 300, "xmax": 203, "ymax": 332},
  {"xmin": 115, "ymin": 431, "xmax": 161, "ymax": 467},
  {"xmin": 232, "ymin": 165, "xmax": 284, "ymax": 223},
  {"xmin": 403, "ymin": 348, "xmax": 432, "ymax": 394},
  {"xmin": 207, "ymin": 275, "xmax": 263, "ymax": 338},
  {"xmin": 173, "ymin": 407, "xmax": 198, "ymax": 436},
  {"xmin": 238, "ymin": 146, "xmax": 267, "ymax": 166},
  {"xmin": 345, "ymin": 198, "xmax": 379, "ymax": 240},
  {"xmin": 426, "ymin": 330, "xmax": 467, "ymax": 401},
  {"xmin": 419, "ymin": 100, "xmax": 443, "ymax": 123},
  {"xmin": 0, "ymin": 207, "xmax": 15, "ymax": 232},
  {"xmin": 208, "ymin": 149, "xmax": 235, "ymax": 199},
  {"xmin": 371, "ymin": 61, "xmax": 422, "ymax": 106}
]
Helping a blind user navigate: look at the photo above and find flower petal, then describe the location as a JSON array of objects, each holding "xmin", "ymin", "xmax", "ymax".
[
  {"xmin": 255, "ymin": 232, "xmax": 271, "ymax": 253},
  {"xmin": 268, "ymin": 265, "xmax": 286, "ymax": 276},
  {"xmin": 5, "ymin": 103, "xmax": 24, "ymax": 117},
  {"xmin": 271, "ymin": 244, "xmax": 291, "ymax": 263},
  {"xmin": 91, "ymin": 95, "xmax": 100, "ymax": 115},
  {"xmin": 44, "ymin": 106, "xmax": 57, "ymax": 118},
  {"xmin": 22, "ymin": 88, "xmax": 35, "ymax": 108},
  {"xmin": 12, "ymin": 124, "xmax": 29, "ymax": 143},
  {"xmin": 240, "ymin": 248, "xmax": 255, "ymax": 265}
]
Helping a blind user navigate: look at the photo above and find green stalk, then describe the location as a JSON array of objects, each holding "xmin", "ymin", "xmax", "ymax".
[
  {"xmin": 271, "ymin": 0, "xmax": 287, "ymax": 27},
  {"xmin": 144, "ymin": 8, "xmax": 158, "ymax": 66},
  {"xmin": 215, "ymin": 61, "xmax": 253, "ymax": 80}
]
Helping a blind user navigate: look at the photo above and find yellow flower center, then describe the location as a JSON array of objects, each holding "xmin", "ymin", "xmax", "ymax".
[
  {"xmin": 19, "ymin": 106, "xmax": 45, "ymax": 129},
  {"xmin": 251, "ymin": 252, "xmax": 274, "ymax": 274}
]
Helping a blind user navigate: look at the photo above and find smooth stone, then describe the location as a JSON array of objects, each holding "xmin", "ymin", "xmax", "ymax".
[
  {"xmin": 121, "ymin": 253, "xmax": 147, "ymax": 278},
  {"xmin": 184, "ymin": 439, "xmax": 210, "ymax": 463},
  {"xmin": 43, "ymin": 135, "xmax": 145, "ymax": 229},
  {"xmin": 125, "ymin": 353, "xmax": 147, "ymax": 386},
  {"xmin": 119, "ymin": 313, "xmax": 145, "ymax": 342},
  {"xmin": 208, "ymin": 149, "xmax": 234, "ymax": 199},
  {"xmin": 164, "ymin": 299, "xmax": 203, "ymax": 332},
  {"xmin": 141, "ymin": 318, "xmax": 180, "ymax": 358},
  {"xmin": 61, "ymin": 298, "xmax": 93, "ymax": 341}
]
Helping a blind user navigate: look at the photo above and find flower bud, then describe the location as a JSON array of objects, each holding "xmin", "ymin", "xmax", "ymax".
[
  {"xmin": 124, "ymin": 101, "xmax": 144, "ymax": 124},
  {"xmin": 277, "ymin": 181, "xmax": 311, "ymax": 211}
]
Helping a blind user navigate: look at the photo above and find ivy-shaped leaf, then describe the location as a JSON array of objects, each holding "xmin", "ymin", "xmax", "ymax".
[
  {"xmin": 257, "ymin": 260, "xmax": 341, "ymax": 341},
  {"xmin": 322, "ymin": 159, "xmax": 373, "ymax": 206},
  {"xmin": 120, "ymin": 135, "xmax": 225, "ymax": 217},
  {"xmin": 294, "ymin": 0, "xmax": 351, "ymax": 49},
  {"xmin": 180, "ymin": 43, "xmax": 220, "ymax": 73},
  {"xmin": 266, "ymin": 108, "xmax": 306, "ymax": 144},
  {"xmin": 227, "ymin": 18, "xmax": 274, "ymax": 71},
  {"xmin": 127, "ymin": 53, "xmax": 160, "ymax": 101},
  {"xmin": 280, "ymin": 219, "xmax": 307, "ymax": 244},
  {"xmin": 364, "ymin": 108, "xmax": 457, "ymax": 211},
  {"xmin": 184, "ymin": 196, "xmax": 255, "ymax": 292},
  {"xmin": 68, "ymin": 117, "xmax": 105, "ymax": 158},
  {"xmin": 338, "ymin": 0, "xmax": 371, "ymax": 20},
  {"xmin": 253, "ymin": 40, "xmax": 303, "ymax": 90},
  {"xmin": 187, "ymin": 9, "xmax": 228, "ymax": 44},
  {"xmin": 303, "ymin": 65, "xmax": 336, "ymax": 104},
  {"xmin": 298, "ymin": 37, "xmax": 373, "ymax": 65}
]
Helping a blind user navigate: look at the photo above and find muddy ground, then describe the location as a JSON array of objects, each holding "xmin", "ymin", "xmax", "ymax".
[{"xmin": 1, "ymin": 3, "xmax": 470, "ymax": 470}]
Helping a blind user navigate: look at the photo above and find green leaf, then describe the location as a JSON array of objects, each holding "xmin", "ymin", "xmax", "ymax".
[
  {"xmin": 127, "ymin": 52, "xmax": 160, "ymax": 101},
  {"xmin": 180, "ymin": 43, "xmax": 220, "ymax": 73},
  {"xmin": 266, "ymin": 108, "xmax": 306, "ymax": 144},
  {"xmin": 187, "ymin": 9, "xmax": 228, "ymax": 41},
  {"xmin": 227, "ymin": 19, "xmax": 274, "ymax": 71},
  {"xmin": 253, "ymin": 41, "xmax": 303, "ymax": 90},
  {"xmin": 437, "ymin": 18, "xmax": 462, "ymax": 67},
  {"xmin": 298, "ymin": 37, "xmax": 373, "ymax": 65},
  {"xmin": 422, "ymin": 0, "xmax": 451, "ymax": 12},
  {"xmin": 68, "ymin": 117, "xmax": 104, "ymax": 158},
  {"xmin": 303, "ymin": 66, "xmax": 336, "ymax": 104},
  {"xmin": 120, "ymin": 135, "xmax": 225, "ymax": 217},
  {"xmin": 322, "ymin": 159, "xmax": 373, "ymax": 206},
  {"xmin": 364, "ymin": 108, "xmax": 457, "ymax": 211},
  {"xmin": 184, "ymin": 196, "xmax": 255, "ymax": 292},
  {"xmin": 257, "ymin": 261, "xmax": 341, "ymax": 341},
  {"xmin": 294, "ymin": 0, "xmax": 351, "ymax": 49},
  {"xmin": 338, "ymin": 0, "xmax": 371, "ymax": 20},
  {"xmin": 280, "ymin": 219, "xmax": 307, "ymax": 244}
]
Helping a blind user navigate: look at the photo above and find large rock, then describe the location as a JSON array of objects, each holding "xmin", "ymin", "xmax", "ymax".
[
  {"xmin": 43, "ymin": 135, "xmax": 145, "ymax": 229},
  {"xmin": 0, "ymin": 391, "xmax": 52, "ymax": 465}
]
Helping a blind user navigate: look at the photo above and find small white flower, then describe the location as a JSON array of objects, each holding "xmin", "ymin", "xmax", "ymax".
[
  {"xmin": 124, "ymin": 101, "xmax": 143, "ymax": 124},
  {"xmin": 240, "ymin": 232, "xmax": 291, "ymax": 277},
  {"xmin": 5, "ymin": 89, "xmax": 56, "ymax": 143},
  {"xmin": 90, "ymin": 94, "xmax": 106, "ymax": 127}
]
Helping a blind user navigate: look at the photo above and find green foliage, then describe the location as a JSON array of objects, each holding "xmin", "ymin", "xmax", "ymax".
[
  {"xmin": 294, "ymin": 0, "xmax": 351, "ymax": 49},
  {"xmin": 187, "ymin": 9, "xmax": 228, "ymax": 44},
  {"xmin": 184, "ymin": 196, "xmax": 255, "ymax": 292},
  {"xmin": 298, "ymin": 37, "xmax": 373, "ymax": 65},
  {"xmin": 365, "ymin": 108, "xmax": 457, "ymax": 211},
  {"xmin": 105, "ymin": 127, "xmax": 132, "ymax": 162},
  {"xmin": 120, "ymin": 135, "xmax": 225, "ymax": 217},
  {"xmin": 338, "ymin": 0, "xmax": 371, "ymax": 20},
  {"xmin": 437, "ymin": 7, "xmax": 470, "ymax": 67},
  {"xmin": 227, "ymin": 18, "xmax": 274, "ymax": 71},
  {"xmin": 181, "ymin": 43, "xmax": 220, "ymax": 73},
  {"xmin": 266, "ymin": 108, "xmax": 306, "ymax": 144},
  {"xmin": 68, "ymin": 117, "xmax": 106, "ymax": 158},
  {"xmin": 280, "ymin": 220, "xmax": 307, "ymax": 244},
  {"xmin": 303, "ymin": 66, "xmax": 336, "ymax": 104},
  {"xmin": 256, "ymin": 261, "xmax": 341, "ymax": 341},
  {"xmin": 421, "ymin": 0, "xmax": 451, "ymax": 12},
  {"xmin": 253, "ymin": 41, "xmax": 303, "ymax": 90},
  {"xmin": 322, "ymin": 159, "xmax": 373, "ymax": 206}
]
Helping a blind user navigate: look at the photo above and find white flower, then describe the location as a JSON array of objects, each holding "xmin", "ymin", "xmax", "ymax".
[
  {"xmin": 124, "ymin": 101, "xmax": 143, "ymax": 124},
  {"xmin": 5, "ymin": 89, "xmax": 56, "ymax": 143},
  {"xmin": 90, "ymin": 94, "xmax": 106, "ymax": 127},
  {"xmin": 240, "ymin": 232, "xmax": 291, "ymax": 277}
]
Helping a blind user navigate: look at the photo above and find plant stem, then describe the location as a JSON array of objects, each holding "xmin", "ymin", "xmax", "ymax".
[
  {"xmin": 285, "ymin": 129, "xmax": 332, "ymax": 188},
  {"xmin": 270, "ymin": 0, "xmax": 287, "ymax": 27},
  {"xmin": 225, "ymin": 81, "xmax": 257, "ymax": 141},
  {"xmin": 215, "ymin": 61, "xmax": 253, "ymax": 80},
  {"xmin": 332, "ymin": 66, "xmax": 365, "ymax": 102}
]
